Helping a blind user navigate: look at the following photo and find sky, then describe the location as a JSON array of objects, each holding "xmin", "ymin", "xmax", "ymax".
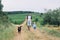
[{"xmin": 2, "ymin": 0, "xmax": 60, "ymax": 12}]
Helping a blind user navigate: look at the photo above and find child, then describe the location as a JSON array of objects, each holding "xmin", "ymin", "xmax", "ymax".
[{"xmin": 32, "ymin": 22, "xmax": 36, "ymax": 30}]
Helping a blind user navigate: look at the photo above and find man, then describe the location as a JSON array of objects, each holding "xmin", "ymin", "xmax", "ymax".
[{"xmin": 27, "ymin": 14, "xmax": 32, "ymax": 30}]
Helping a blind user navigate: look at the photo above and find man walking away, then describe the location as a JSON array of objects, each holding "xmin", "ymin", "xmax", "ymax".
[{"xmin": 27, "ymin": 14, "xmax": 32, "ymax": 30}]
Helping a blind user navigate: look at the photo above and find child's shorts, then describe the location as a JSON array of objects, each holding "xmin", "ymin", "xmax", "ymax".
[{"xmin": 34, "ymin": 27, "xmax": 36, "ymax": 29}]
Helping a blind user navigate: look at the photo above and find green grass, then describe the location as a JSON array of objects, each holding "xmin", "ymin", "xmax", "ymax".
[
  {"xmin": 8, "ymin": 14, "xmax": 28, "ymax": 24},
  {"xmin": 0, "ymin": 24, "xmax": 15, "ymax": 40},
  {"xmin": 8, "ymin": 13, "xmax": 40, "ymax": 24}
]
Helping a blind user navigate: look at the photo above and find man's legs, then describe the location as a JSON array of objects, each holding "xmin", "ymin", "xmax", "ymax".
[
  {"xmin": 28, "ymin": 26, "xmax": 30, "ymax": 30},
  {"xmin": 27, "ymin": 20, "xmax": 31, "ymax": 31}
]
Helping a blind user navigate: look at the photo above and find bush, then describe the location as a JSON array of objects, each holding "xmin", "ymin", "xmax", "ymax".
[
  {"xmin": 42, "ymin": 9, "xmax": 60, "ymax": 26},
  {"xmin": 35, "ymin": 18, "xmax": 38, "ymax": 22}
]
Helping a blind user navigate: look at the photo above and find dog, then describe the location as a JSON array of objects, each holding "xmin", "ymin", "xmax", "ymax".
[{"xmin": 18, "ymin": 26, "xmax": 22, "ymax": 33}]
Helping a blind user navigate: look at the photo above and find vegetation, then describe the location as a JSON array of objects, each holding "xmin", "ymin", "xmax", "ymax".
[
  {"xmin": 0, "ymin": 0, "xmax": 60, "ymax": 39},
  {"xmin": 0, "ymin": 0, "xmax": 15, "ymax": 40},
  {"xmin": 7, "ymin": 12, "xmax": 40, "ymax": 24},
  {"xmin": 42, "ymin": 9, "xmax": 60, "ymax": 26},
  {"xmin": 39, "ymin": 26, "xmax": 60, "ymax": 37},
  {"xmin": 8, "ymin": 13, "xmax": 28, "ymax": 24},
  {"xmin": 0, "ymin": 25, "xmax": 15, "ymax": 40},
  {"xmin": 3, "ymin": 9, "xmax": 60, "ymax": 38},
  {"xmin": 30, "ymin": 10, "xmax": 60, "ymax": 37}
]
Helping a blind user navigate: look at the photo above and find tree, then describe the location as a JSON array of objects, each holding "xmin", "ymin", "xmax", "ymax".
[
  {"xmin": 42, "ymin": 8, "xmax": 60, "ymax": 26},
  {"xmin": 0, "ymin": 0, "xmax": 8, "ymax": 23},
  {"xmin": 35, "ymin": 18, "xmax": 38, "ymax": 23},
  {"xmin": 0, "ymin": 0, "xmax": 3, "ymax": 21}
]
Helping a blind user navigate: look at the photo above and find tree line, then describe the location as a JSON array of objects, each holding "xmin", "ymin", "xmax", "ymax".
[
  {"xmin": 42, "ymin": 9, "xmax": 60, "ymax": 26},
  {"xmin": 4, "ymin": 11, "xmax": 36, "ymax": 14}
]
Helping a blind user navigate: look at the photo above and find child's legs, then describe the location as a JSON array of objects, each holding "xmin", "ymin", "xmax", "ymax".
[{"xmin": 34, "ymin": 27, "xmax": 36, "ymax": 30}]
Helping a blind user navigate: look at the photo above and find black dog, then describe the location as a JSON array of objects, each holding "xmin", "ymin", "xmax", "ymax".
[{"xmin": 18, "ymin": 26, "xmax": 22, "ymax": 33}]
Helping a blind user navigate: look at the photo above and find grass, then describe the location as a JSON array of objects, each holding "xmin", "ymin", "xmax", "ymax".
[
  {"xmin": 33, "ymin": 14, "xmax": 60, "ymax": 37},
  {"xmin": 8, "ymin": 13, "xmax": 60, "ymax": 38},
  {"xmin": 48, "ymin": 29, "xmax": 60, "ymax": 37},
  {"xmin": 8, "ymin": 13, "xmax": 40, "ymax": 24},
  {"xmin": 0, "ymin": 24, "xmax": 15, "ymax": 40},
  {"xmin": 39, "ymin": 25, "xmax": 60, "ymax": 37},
  {"xmin": 8, "ymin": 14, "xmax": 28, "ymax": 24}
]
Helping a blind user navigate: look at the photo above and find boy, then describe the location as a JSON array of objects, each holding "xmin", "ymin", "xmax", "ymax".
[{"xmin": 32, "ymin": 22, "xmax": 36, "ymax": 30}]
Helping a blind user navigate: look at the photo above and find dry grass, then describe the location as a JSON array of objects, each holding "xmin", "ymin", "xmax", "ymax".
[{"xmin": 12, "ymin": 21, "xmax": 60, "ymax": 40}]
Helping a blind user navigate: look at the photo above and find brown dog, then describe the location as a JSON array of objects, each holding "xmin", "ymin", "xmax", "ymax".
[{"xmin": 18, "ymin": 26, "xmax": 22, "ymax": 33}]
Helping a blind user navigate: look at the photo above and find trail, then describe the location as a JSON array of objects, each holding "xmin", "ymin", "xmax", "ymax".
[{"xmin": 12, "ymin": 20, "xmax": 60, "ymax": 40}]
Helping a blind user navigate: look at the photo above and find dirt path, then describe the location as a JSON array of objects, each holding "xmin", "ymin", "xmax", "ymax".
[{"xmin": 12, "ymin": 20, "xmax": 60, "ymax": 40}]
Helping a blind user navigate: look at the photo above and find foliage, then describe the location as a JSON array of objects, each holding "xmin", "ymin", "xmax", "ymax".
[
  {"xmin": 0, "ymin": 0, "xmax": 8, "ymax": 23},
  {"xmin": 0, "ymin": 1, "xmax": 15, "ymax": 40},
  {"xmin": 42, "ymin": 9, "xmax": 60, "ymax": 26},
  {"xmin": 8, "ymin": 14, "xmax": 28, "ymax": 24},
  {"xmin": 35, "ymin": 18, "xmax": 38, "ymax": 22}
]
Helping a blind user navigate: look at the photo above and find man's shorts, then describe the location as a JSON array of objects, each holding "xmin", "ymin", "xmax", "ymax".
[{"xmin": 27, "ymin": 21, "xmax": 31, "ymax": 26}]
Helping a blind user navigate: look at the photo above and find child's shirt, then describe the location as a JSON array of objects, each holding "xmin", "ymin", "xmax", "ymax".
[{"xmin": 33, "ymin": 24, "xmax": 36, "ymax": 28}]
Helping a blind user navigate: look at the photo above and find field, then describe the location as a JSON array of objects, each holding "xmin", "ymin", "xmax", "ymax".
[
  {"xmin": 8, "ymin": 13, "xmax": 28, "ymax": 24},
  {"xmin": 8, "ymin": 13, "xmax": 41, "ymax": 24},
  {"xmin": 0, "ymin": 13, "xmax": 60, "ymax": 40},
  {"xmin": 8, "ymin": 13, "xmax": 60, "ymax": 38}
]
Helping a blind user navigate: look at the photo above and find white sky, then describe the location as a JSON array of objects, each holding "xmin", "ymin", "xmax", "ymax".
[{"xmin": 2, "ymin": 0, "xmax": 60, "ymax": 12}]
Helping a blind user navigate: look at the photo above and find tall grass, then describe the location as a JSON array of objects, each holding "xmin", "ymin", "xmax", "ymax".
[
  {"xmin": 47, "ymin": 29, "xmax": 60, "ymax": 37},
  {"xmin": 39, "ymin": 26, "xmax": 60, "ymax": 37},
  {"xmin": 0, "ymin": 24, "xmax": 15, "ymax": 40}
]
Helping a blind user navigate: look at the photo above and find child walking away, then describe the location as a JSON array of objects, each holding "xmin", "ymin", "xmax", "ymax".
[{"xmin": 32, "ymin": 22, "xmax": 36, "ymax": 30}]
